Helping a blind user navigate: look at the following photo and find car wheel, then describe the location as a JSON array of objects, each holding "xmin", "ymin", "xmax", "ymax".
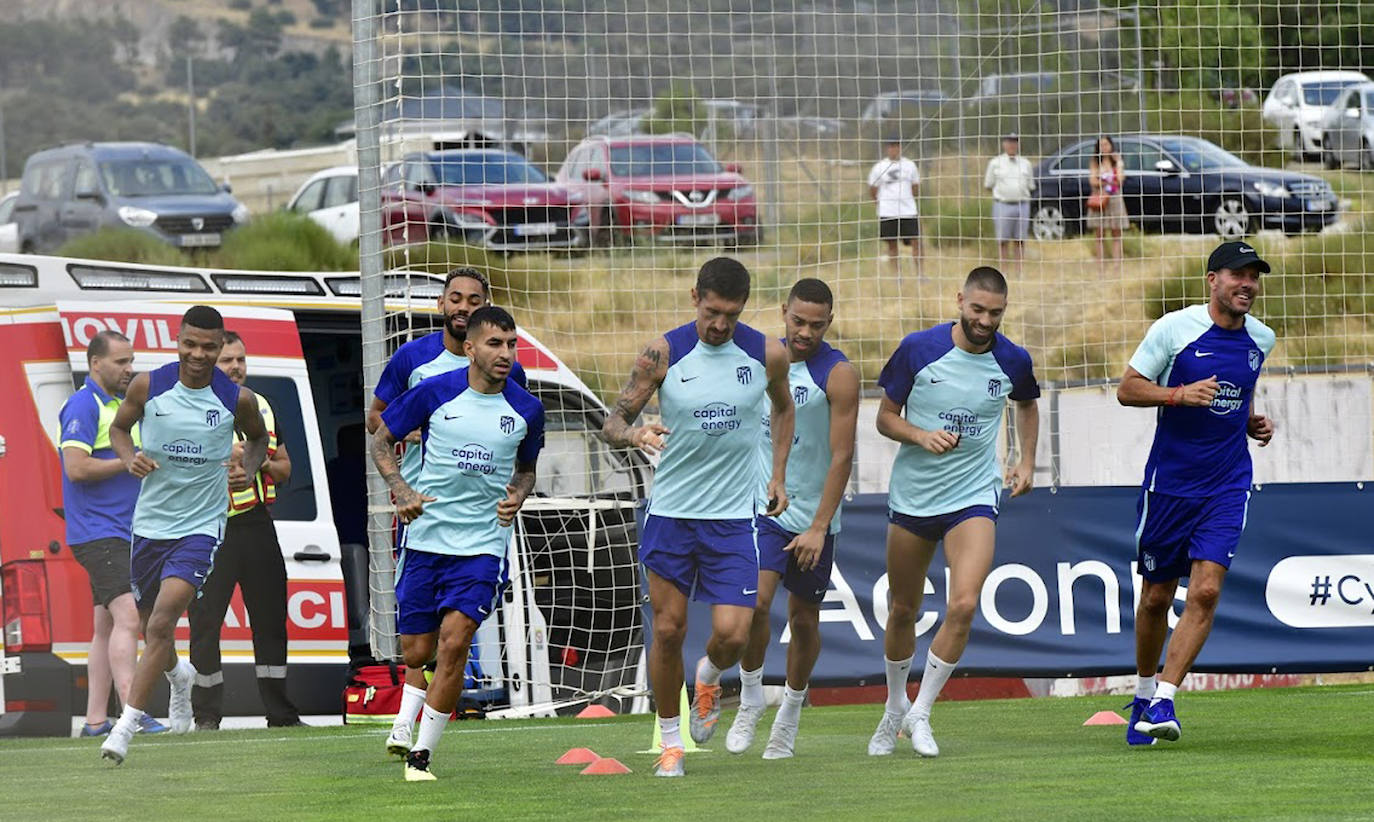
[
  {"xmin": 1363, "ymin": 140, "xmax": 1374, "ymax": 172},
  {"xmin": 1212, "ymin": 197, "xmax": 1250, "ymax": 239},
  {"xmin": 1322, "ymin": 137, "xmax": 1341, "ymax": 170},
  {"xmin": 1030, "ymin": 204, "xmax": 1068, "ymax": 241}
]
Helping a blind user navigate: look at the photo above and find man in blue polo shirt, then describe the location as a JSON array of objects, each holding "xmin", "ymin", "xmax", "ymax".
[{"xmin": 59, "ymin": 331, "xmax": 167, "ymax": 737}]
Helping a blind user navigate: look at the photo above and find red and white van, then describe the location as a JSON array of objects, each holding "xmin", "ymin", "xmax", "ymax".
[{"xmin": 0, "ymin": 253, "xmax": 645, "ymax": 735}]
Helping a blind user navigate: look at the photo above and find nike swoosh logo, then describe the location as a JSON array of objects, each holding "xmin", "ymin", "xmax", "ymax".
[
  {"xmin": 680, "ymin": 375, "xmax": 699, "ymax": 382},
  {"xmin": 743, "ymin": 588, "xmax": 757, "ymax": 595},
  {"xmin": 154, "ymin": 411, "xmax": 172, "ymax": 416},
  {"xmin": 813, "ymin": 588, "xmax": 825, "ymax": 596},
  {"xmin": 1193, "ymin": 351, "xmax": 1214, "ymax": 357},
  {"xmin": 929, "ymin": 378, "xmax": 945, "ymax": 384},
  {"xmin": 478, "ymin": 605, "xmax": 490, "ymax": 615},
  {"xmin": 444, "ymin": 414, "xmax": 462, "ymax": 420}
]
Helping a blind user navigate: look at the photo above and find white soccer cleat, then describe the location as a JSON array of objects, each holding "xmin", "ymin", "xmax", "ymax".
[
  {"xmin": 100, "ymin": 721, "xmax": 135, "ymax": 765},
  {"xmin": 761, "ymin": 716, "xmax": 798, "ymax": 760},
  {"xmin": 725, "ymin": 703, "xmax": 765, "ymax": 754},
  {"xmin": 867, "ymin": 705, "xmax": 908, "ymax": 756},
  {"xmin": 904, "ymin": 711, "xmax": 939, "ymax": 758},
  {"xmin": 386, "ymin": 724, "xmax": 413, "ymax": 758},
  {"xmin": 166, "ymin": 659, "xmax": 195, "ymax": 734}
]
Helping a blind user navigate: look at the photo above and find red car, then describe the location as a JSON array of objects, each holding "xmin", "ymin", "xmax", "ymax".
[
  {"xmin": 380, "ymin": 149, "xmax": 587, "ymax": 250},
  {"xmin": 555, "ymin": 134, "xmax": 760, "ymax": 246}
]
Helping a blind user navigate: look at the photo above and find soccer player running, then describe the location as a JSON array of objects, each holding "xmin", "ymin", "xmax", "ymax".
[
  {"xmin": 1119, "ymin": 241, "xmax": 1276, "ymax": 745},
  {"xmin": 100, "ymin": 306, "xmax": 270, "ymax": 764},
  {"xmin": 364, "ymin": 266, "xmax": 525, "ymax": 757},
  {"xmin": 869, "ymin": 266, "xmax": 1040, "ymax": 758},
  {"xmin": 725, "ymin": 278, "xmax": 858, "ymax": 759},
  {"xmin": 371, "ymin": 306, "xmax": 544, "ymax": 781},
  {"xmin": 602, "ymin": 257, "xmax": 795, "ymax": 778}
]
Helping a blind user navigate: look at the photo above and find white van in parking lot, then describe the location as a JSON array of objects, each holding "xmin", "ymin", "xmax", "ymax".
[{"xmin": 1263, "ymin": 70, "xmax": 1371, "ymax": 158}]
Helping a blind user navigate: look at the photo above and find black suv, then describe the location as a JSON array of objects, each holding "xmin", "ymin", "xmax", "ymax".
[
  {"xmin": 12, "ymin": 142, "xmax": 248, "ymax": 253},
  {"xmin": 1029, "ymin": 134, "xmax": 1339, "ymax": 241}
]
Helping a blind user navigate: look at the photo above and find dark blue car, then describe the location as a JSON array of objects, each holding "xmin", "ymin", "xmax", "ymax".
[{"xmin": 1029, "ymin": 134, "xmax": 1339, "ymax": 241}]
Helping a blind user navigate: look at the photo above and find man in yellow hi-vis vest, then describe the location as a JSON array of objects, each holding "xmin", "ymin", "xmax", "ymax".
[{"xmin": 188, "ymin": 330, "xmax": 303, "ymax": 729}]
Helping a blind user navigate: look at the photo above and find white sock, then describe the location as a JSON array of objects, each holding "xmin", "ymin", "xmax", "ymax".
[
  {"xmin": 696, "ymin": 656, "xmax": 723, "ymax": 687},
  {"xmin": 393, "ymin": 684, "xmax": 426, "ymax": 733},
  {"xmin": 912, "ymin": 652, "xmax": 956, "ymax": 719},
  {"xmin": 1152, "ymin": 681, "xmax": 1178, "ymax": 704},
  {"xmin": 776, "ymin": 685, "xmax": 806, "ymax": 724},
  {"xmin": 739, "ymin": 667, "xmax": 764, "ymax": 708},
  {"xmin": 165, "ymin": 657, "xmax": 192, "ymax": 684},
  {"xmin": 659, "ymin": 715, "xmax": 683, "ymax": 749},
  {"xmin": 1135, "ymin": 675, "xmax": 1157, "ymax": 701},
  {"xmin": 413, "ymin": 703, "xmax": 448, "ymax": 756},
  {"xmin": 884, "ymin": 655, "xmax": 913, "ymax": 714},
  {"xmin": 115, "ymin": 704, "xmax": 145, "ymax": 733}
]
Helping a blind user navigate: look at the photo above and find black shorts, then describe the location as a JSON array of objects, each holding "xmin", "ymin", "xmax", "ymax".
[
  {"xmin": 879, "ymin": 217, "xmax": 919, "ymax": 244},
  {"xmin": 70, "ymin": 537, "xmax": 133, "ymax": 608}
]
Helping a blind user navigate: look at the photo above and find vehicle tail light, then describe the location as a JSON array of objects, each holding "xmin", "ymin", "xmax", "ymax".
[{"xmin": 2, "ymin": 561, "xmax": 52, "ymax": 653}]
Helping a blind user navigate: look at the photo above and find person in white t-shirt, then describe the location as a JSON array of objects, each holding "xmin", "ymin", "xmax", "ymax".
[
  {"xmin": 868, "ymin": 137, "xmax": 922, "ymax": 276},
  {"xmin": 983, "ymin": 133, "xmax": 1036, "ymax": 275}
]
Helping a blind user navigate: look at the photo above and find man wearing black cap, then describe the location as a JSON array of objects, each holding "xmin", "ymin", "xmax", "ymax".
[
  {"xmin": 983, "ymin": 133, "xmax": 1035, "ymax": 274},
  {"xmin": 867, "ymin": 136, "xmax": 922, "ymax": 276},
  {"xmin": 1115, "ymin": 240, "xmax": 1277, "ymax": 747}
]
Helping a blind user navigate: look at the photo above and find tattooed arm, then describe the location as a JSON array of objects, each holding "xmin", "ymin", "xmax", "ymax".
[{"xmin": 602, "ymin": 336, "xmax": 671, "ymax": 453}]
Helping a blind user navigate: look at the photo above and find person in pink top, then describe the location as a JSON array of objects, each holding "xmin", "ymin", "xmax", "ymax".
[{"xmin": 1087, "ymin": 135, "xmax": 1128, "ymax": 263}]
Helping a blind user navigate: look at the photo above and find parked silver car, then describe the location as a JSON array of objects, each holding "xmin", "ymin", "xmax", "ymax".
[{"xmin": 1320, "ymin": 81, "xmax": 1374, "ymax": 169}]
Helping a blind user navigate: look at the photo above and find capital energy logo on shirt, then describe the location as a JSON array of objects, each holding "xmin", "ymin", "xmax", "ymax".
[
  {"xmin": 694, "ymin": 402, "xmax": 740, "ymax": 436},
  {"xmin": 1209, "ymin": 381, "xmax": 1245, "ymax": 416},
  {"xmin": 163, "ymin": 438, "xmax": 208, "ymax": 466},
  {"xmin": 938, "ymin": 406, "xmax": 984, "ymax": 437},
  {"xmin": 452, "ymin": 442, "xmax": 497, "ymax": 475}
]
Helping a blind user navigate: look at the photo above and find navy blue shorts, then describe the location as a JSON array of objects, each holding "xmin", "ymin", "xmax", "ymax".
[
  {"xmin": 640, "ymin": 515, "xmax": 758, "ymax": 607},
  {"xmin": 130, "ymin": 533, "xmax": 219, "ymax": 608},
  {"xmin": 888, "ymin": 505, "xmax": 998, "ymax": 542},
  {"xmin": 1135, "ymin": 489, "xmax": 1250, "ymax": 583},
  {"xmin": 394, "ymin": 549, "xmax": 509, "ymax": 635},
  {"xmin": 755, "ymin": 515, "xmax": 835, "ymax": 604}
]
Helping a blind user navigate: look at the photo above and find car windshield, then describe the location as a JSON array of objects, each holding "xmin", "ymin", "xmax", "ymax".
[
  {"xmin": 431, "ymin": 154, "xmax": 548, "ymax": 186},
  {"xmin": 99, "ymin": 159, "xmax": 220, "ymax": 197},
  {"xmin": 1303, "ymin": 81, "xmax": 1361, "ymax": 106},
  {"xmin": 1156, "ymin": 138, "xmax": 1250, "ymax": 172},
  {"xmin": 609, "ymin": 143, "xmax": 723, "ymax": 177}
]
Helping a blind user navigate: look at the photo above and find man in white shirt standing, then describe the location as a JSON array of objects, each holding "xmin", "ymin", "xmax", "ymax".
[
  {"xmin": 868, "ymin": 137, "xmax": 922, "ymax": 276},
  {"xmin": 983, "ymin": 133, "xmax": 1036, "ymax": 274}
]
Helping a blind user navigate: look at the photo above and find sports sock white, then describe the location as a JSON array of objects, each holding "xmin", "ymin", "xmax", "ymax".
[
  {"xmin": 697, "ymin": 656, "xmax": 723, "ymax": 687},
  {"xmin": 393, "ymin": 684, "xmax": 426, "ymax": 733},
  {"xmin": 911, "ymin": 652, "xmax": 956, "ymax": 719},
  {"xmin": 739, "ymin": 667, "xmax": 765, "ymax": 708},
  {"xmin": 413, "ymin": 703, "xmax": 448, "ymax": 756},
  {"xmin": 884, "ymin": 655, "xmax": 913, "ymax": 714},
  {"xmin": 165, "ymin": 658, "xmax": 192, "ymax": 684},
  {"xmin": 659, "ymin": 715, "xmax": 683, "ymax": 749},
  {"xmin": 1151, "ymin": 681, "xmax": 1178, "ymax": 704},
  {"xmin": 776, "ymin": 685, "xmax": 806, "ymax": 724},
  {"xmin": 1135, "ymin": 675, "xmax": 1157, "ymax": 701}
]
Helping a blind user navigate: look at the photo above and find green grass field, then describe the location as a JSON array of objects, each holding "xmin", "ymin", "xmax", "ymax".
[{"xmin": 3, "ymin": 685, "xmax": 1372, "ymax": 821}]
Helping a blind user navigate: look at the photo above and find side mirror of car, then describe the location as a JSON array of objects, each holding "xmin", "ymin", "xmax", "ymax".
[
  {"xmin": 417, "ymin": 182, "xmax": 435, "ymax": 195},
  {"xmin": 1154, "ymin": 159, "xmax": 1180, "ymax": 174},
  {"xmin": 1347, "ymin": 107, "xmax": 1361, "ymax": 119},
  {"xmin": 220, "ymin": 181, "xmax": 234, "ymax": 194},
  {"xmin": 74, "ymin": 187, "xmax": 104, "ymax": 204},
  {"xmin": 724, "ymin": 162, "xmax": 742, "ymax": 174},
  {"xmin": 582, "ymin": 168, "xmax": 602, "ymax": 182}
]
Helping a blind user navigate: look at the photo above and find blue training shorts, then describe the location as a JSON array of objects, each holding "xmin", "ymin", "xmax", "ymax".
[
  {"xmin": 755, "ymin": 515, "xmax": 836, "ymax": 604},
  {"xmin": 130, "ymin": 533, "xmax": 219, "ymax": 608},
  {"xmin": 1135, "ymin": 489, "xmax": 1250, "ymax": 583},
  {"xmin": 394, "ymin": 549, "xmax": 509, "ymax": 635},
  {"xmin": 888, "ymin": 505, "xmax": 998, "ymax": 542},
  {"xmin": 640, "ymin": 514, "xmax": 758, "ymax": 607}
]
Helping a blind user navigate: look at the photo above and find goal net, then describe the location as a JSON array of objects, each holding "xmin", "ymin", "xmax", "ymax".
[{"xmin": 353, "ymin": 0, "xmax": 1374, "ymax": 714}]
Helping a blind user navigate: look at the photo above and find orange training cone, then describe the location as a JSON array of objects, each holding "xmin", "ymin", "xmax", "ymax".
[
  {"xmin": 1083, "ymin": 710, "xmax": 1129, "ymax": 726},
  {"xmin": 580, "ymin": 757, "xmax": 632, "ymax": 775},
  {"xmin": 556, "ymin": 747, "xmax": 601, "ymax": 765},
  {"xmin": 576, "ymin": 704, "xmax": 617, "ymax": 719}
]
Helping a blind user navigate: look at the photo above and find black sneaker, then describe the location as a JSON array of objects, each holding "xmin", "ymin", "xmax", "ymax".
[
  {"xmin": 404, "ymin": 749, "xmax": 437, "ymax": 782},
  {"xmin": 195, "ymin": 719, "xmax": 220, "ymax": 732}
]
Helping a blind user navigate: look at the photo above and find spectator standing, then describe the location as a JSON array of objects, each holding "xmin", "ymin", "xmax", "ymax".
[
  {"xmin": 984, "ymin": 133, "xmax": 1036, "ymax": 274},
  {"xmin": 867, "ymin": 136, "xmax": 922, "ymax": 276},
  {"xmin": 1087, "ymin": 135, "xmax": 1129, "ymax": 264},
  {"xmin": 59, "ymin": 331, "xmax": 168, "ymax": 737}
]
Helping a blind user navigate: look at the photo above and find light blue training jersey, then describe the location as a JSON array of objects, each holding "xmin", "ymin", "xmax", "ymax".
[
  {"xmin": 756, "ymin": 341, "xmax": 850, "ymax": 534},
  {"xmin": 878, "ymin": 323, "xmax": 1040, "ymax": 518},
  {"xmin": 381, "ymin": 367, "xmax": 545, "ymax": 557},
  {"xmin": 1128, "ymin": 304, "xmax": 1276, "ymax": 497},
  {"xmin": 132, "ymin": 362, "xmax": 240, "ymax": 540},
  {"xmin": 374, "ymin": 330, "xmax": 529, "ymax": 486},
  {"xmin": 648, "ymin": 321, "xmax": 768, "ymax": 520}
]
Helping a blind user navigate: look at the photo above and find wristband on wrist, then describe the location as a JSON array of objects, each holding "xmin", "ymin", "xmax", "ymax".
[{"xmin": 1166, "ymin": 386, "xmax": 1182, "ymax": 407}]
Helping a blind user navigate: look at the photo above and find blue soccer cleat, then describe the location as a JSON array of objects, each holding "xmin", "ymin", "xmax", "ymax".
[
  {"xmin": 1124, "ymin": 699, "xmax": 1157, "ymax": 746},
  {"xmin": 1133, "ymin": 698, "xmax": 1181, "ymax": 742},
  {"xmin": 80, "ymin": 720, "xmax": 113, "ymax": 737},
  {"xmin": 137, "ymin": 715, "xmax": 170, "ymax": 734}
]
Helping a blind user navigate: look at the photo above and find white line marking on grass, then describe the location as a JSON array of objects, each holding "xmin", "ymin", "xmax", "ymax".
[{"xmin": 0, "ymin": 722, "xmax": 622, "ymax": 756}]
